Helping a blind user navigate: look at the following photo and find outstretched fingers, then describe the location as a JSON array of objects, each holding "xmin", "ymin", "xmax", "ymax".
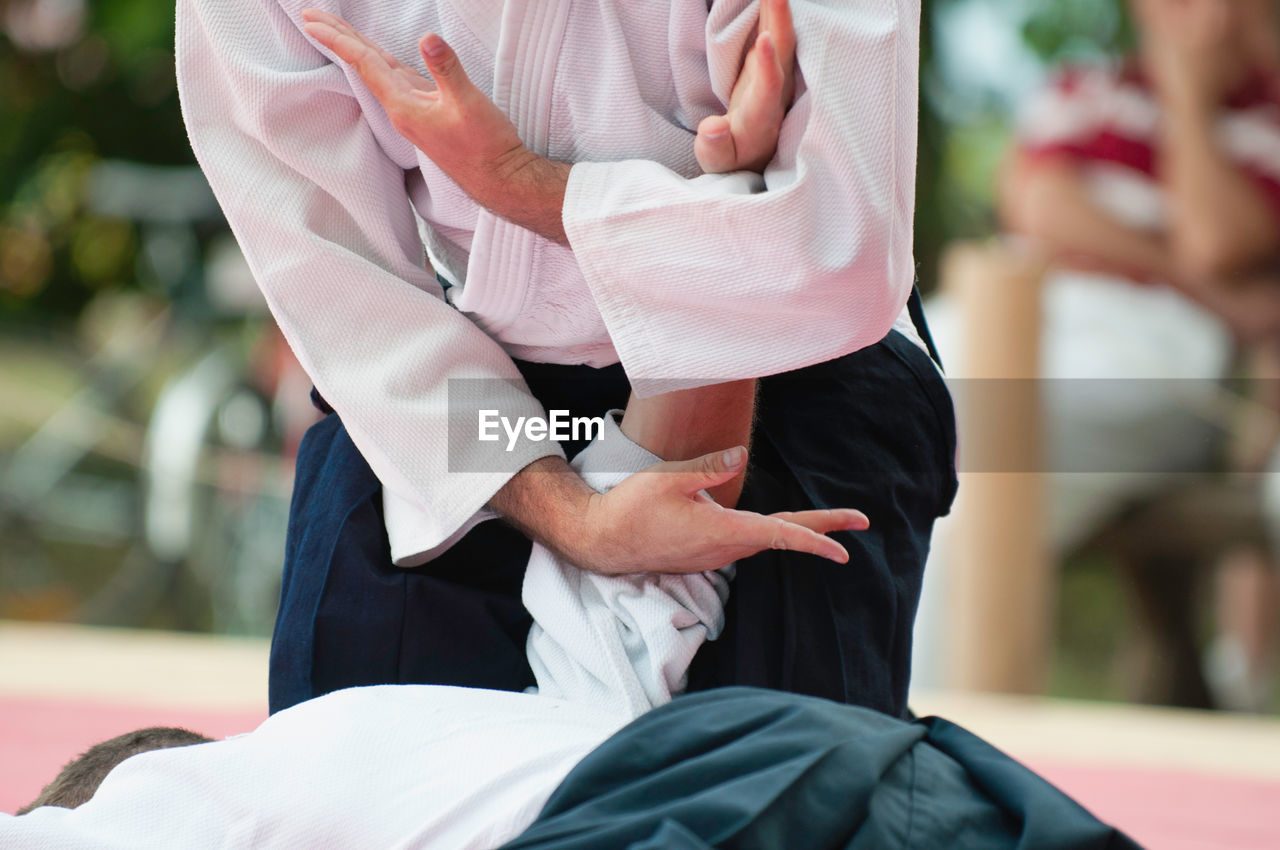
[
  {"xmin": 759, "ymin": 515, "xmax": 846, "ymax": 563},
  {"xmin": 301, "ymin": 10, "xmax": 437, "ymax": 102},
  {"xmin": 761, "ymin": 0, "xmax": 796, "ymax": 63},
  {"xmin": 771, "ymin": 508, "xmax": 870, "ymax": 535},
  {"xmin": 728, "ymin": 508, "xmax": 868, "ymax": 564}
]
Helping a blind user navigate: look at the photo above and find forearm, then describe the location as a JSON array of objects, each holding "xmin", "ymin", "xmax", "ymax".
[
  {"xmin": 180, "ymin": 0, "xmax": 566, "ymax": 557},
  {"xmin": 618, "ymin": 380, "xmax": 757, "ymax": 507},
  {"xmin": 488, "ymin": 455, "xmax": 596, "ymax": 560},
  {"xmin": 1163, "ymin": 93, "xmax": 1280, "ymax": 279},
  {"xmin": 1176, "ymin": 272, "xmax": 1280, "ymax": 343},
  {"xmin": 552, "ymin": 0, "xmax": 913, "ymax": 395},
  {"xmin": 1009, "ymin": 158, "xmax": 1280, "ymax": 340},
  {"xmin": 1003, "ymin": 157, "xmax": 1176, "ymax": 282},
  {"xmin": 469, "ymin": 149, "xmax": 571, "ymax": 246}
]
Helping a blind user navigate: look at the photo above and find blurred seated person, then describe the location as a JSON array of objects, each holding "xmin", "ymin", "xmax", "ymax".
[{"xmin": 924, "ymin": 0, "xmax": 1280, "ymax": 709}]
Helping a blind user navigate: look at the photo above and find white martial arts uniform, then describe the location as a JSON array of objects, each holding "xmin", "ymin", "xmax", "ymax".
[
  {"xmin": 176, "ymin": 0, "xmax": 922, "ymax": 565},
  {"xmin": 1, "ymin": 427, "xmax": 729, "ymax": 848},
  {"xmin": 1, "ymin": 686, "xmax": 623, "ymax": 850}
]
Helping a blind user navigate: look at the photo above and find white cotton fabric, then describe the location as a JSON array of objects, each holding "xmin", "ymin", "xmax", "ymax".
[
  {"xmin": 524, "ymin": 414, "xmax": 733, "ymax": 718},
  {"xmin": 176, "ymin": 0, "xmax": 921, "ymax": 563},
  {"xmin": 0, "ymin": 686, "xmax": 625, "ymax": 850}
]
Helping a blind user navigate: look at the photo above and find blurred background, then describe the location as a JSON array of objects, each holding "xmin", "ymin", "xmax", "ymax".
[
  {"xmin": 0, "ymin": 0, "xmax": 315, "ymax": 638},
  {"xmin": 1, "ymin": 0, "xmax": 1278, "ymax": 721}
]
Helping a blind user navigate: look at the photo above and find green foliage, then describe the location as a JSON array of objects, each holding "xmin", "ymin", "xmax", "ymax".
[
  {"xmin": 0, "ymin": 0, "xmax": 189, "ymax": 319},
  {"xmin": 1020, "ymin": 0, "xmax": 1134, "ymax": 63},
  {"xmin": 915, "ymin": 0, "xmax": 1137, "ymax": 292},
  {"xmin": 0, "ymin": 0, "xmax": 1142, "ymax": 310}
]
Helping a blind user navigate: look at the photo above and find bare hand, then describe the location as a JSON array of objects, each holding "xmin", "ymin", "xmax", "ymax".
[
  {"xmin": 301, "ymin": 9, "xmax": 535, "ymax": 206},
  {"xmin": 572, "ymin": 446, "xmax": 869, "ymax": 576},
  {"xmin": 695, "ymin": 0, "xmax": 797, "ymax": 174}
]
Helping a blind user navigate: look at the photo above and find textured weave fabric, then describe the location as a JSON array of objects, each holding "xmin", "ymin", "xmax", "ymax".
[
  {"xmin": 0, "ymin": 690, "xmax": 1138, "ymax": 850},
  {"xmin": 176, "ymin": 0, "xmax": 921, "ymax": 562},
  {"xmin": 1, "ymin": 686, "xmax": 625, "ymax": 849}
]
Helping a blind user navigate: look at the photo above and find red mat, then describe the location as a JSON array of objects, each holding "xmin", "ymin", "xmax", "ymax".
[{"xmin": 4, "ymin": 695, "xmax": 1279, "ymax": 848}]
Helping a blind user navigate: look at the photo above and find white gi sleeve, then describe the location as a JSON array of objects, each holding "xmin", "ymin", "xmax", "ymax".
[
  {"xmin": 562, "ymin": 0, "xmax": 920, "ymax": 396},
  {"xmin": 176, "ymin": 0, "xmax": 560, "ymax": 552},
  {"xmin": 523, "ymin": 415, "xmax": 732, "ymax": 719}
]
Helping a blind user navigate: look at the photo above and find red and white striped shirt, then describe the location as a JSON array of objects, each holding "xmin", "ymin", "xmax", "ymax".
[{"xmin": 1018, "ymin": 58, "xmax": 1280, "ymax": 234}]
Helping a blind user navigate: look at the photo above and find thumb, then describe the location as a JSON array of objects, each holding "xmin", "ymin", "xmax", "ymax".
[
  {"xmin": 694, "ymin": 114, "xmax": 738, "ymax": 173},
  {"xmin": 665, "ymin": 446, "xmax": 748, "ymax": 494},
  {"xmin": 419, "ymin": 33, "xmax": 472, "ymax": 98}
]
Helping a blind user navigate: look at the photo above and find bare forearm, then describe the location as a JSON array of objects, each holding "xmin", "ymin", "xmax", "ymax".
[
  {"xmin": 1003, "ymin": 157, "xmax": 1175, "ymax": 281},
  {"xmin": 487, "ymin": 455, "xmax": 596, "ymax": 562},
  {"xmin": 1163, "ymin": 93, "xmax": 1280, "ymax": 279},
  {"xmin": 1004, "ymin": 157, "xmax": 1280, "ymax": 337},
  {"xmin": 470, "ymin": 149, "xmax": 571, "ymax": 246},
  {"xmin": 1177, "ymin": 272, "xmax": 1280, "ymax": 343},
  {"xmin": 619, "ymin": 380, "xmax": 758, "ymax": 507}
]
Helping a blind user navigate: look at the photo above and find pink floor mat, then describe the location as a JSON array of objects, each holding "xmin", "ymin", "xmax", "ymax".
[{"xmin": 1030, "ymin": 761, "xmax": 1280, "ymax": 850}]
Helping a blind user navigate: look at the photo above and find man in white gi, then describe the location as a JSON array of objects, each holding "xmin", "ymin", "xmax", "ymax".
[{"xmin": 177, "ymin": 0, "xmax": 956, "ymax": 718}]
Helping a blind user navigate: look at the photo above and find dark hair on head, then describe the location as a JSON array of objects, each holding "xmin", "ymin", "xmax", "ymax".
[{"xmin": 17, "ymin": 726, "xmax": 212, "ymax": 814}]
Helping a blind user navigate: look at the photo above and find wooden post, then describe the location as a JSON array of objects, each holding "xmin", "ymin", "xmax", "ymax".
[{"xmin": 941, "ymin": 240, "xmax": 1052, "ymax": 694}]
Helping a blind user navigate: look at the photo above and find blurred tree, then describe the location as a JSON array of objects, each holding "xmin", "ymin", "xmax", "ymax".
[
  {"xmin": 0, "ymin": 0, "xmax": 190, "ymax": 320},
  {"xmin": 915, "ymin": 0, "xmax": 1133, "ymax": 293},
  {"xmin": 0, "ymin": 0, "xmax": 1143, "ymax": 308}
]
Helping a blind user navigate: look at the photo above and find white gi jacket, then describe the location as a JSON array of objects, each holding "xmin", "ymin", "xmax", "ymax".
[{"xmin": 176, "ymin": 0, "xmax": 921, "ymax": 564}]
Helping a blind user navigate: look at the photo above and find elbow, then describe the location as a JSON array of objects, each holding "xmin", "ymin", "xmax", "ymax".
[
  {"xmin": 999, "ymin": 155, "xmax": 1068, "ymax": 239},
  {"xmin": 999, "ymin": 156, "xmax": 1099, "ymax": 260},
  {"xmin": 850, "ymin": 239, "xmax": 914, "ymax": 349},
  {"xmin": 815, "ymin": 242, "xmax": 910, "ymax": 350},
  {"xmin": 1004, "ymin": 183, "xmax": 1068, "ymax": 247},
  {"xmin": 820, "ymin": 264, "xmax": 910, "ymax": 356}
]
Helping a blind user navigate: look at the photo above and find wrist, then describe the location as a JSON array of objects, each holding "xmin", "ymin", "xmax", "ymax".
[
  {"xmin": 471, "ymin": 147, "xmax": 571, "ymax": 245},
  {"xmin": 471, "ymin": 145, "xmax": 540, "ymax": 207},
  {"xmin": 488, "ymin": 454, "xmax": 598, "ymax": 561},
  {"xmin": 1156, "ymin": 62, "xmax": 1220, "ymax": 119}
]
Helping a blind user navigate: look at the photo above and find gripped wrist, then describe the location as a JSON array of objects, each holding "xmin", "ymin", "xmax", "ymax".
[{"xmin": 490, "ymin": 455, "xmax": 599, "ymax": 563}]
